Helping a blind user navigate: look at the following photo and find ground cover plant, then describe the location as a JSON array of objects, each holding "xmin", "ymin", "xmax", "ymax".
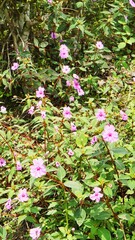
[{"xmin": 0, "ymin": 0, "xmax": 135, "ymax": 239}]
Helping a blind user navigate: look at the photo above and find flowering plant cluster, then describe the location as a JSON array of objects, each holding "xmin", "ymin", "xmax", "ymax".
[{"xmin": 0, "ymin": 0, "xmax": 135, "ymax": 239}]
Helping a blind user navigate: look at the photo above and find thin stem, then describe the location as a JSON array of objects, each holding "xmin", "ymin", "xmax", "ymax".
[{"xmin": 0, "ymin": 132, "xmax": 16, "ymax": 163}]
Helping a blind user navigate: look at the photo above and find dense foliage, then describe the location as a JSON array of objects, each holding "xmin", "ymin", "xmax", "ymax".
[{"xmin": 0, "ymin": 0, "xmax": 135, "ymax": 239}]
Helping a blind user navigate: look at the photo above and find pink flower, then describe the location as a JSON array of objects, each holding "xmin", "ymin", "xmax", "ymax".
[
  {"xmin": 48, "ymin": 0, "xmax": 53, "ymax": 3},
  {"xmin": 120, "ymin": 110, "xmax": 128, "ymax": 121},
  {"xmin": 51, "ymin": 32, "xmax": 57, "ymax": 39},
  {"xmin": 5, "ymin": 198, "xmax": 12, "ymax": 210},
  {"xmin": 90, "ymin": 187, "xmax": 103, "ymax": 203},
  {"xmin": 30, "ymin": 227, "xmax": 41, "ymax": 240},
  {"xmin": 69, "ymin": 96, "xmax": 74, "ymax": 102},
  {"xmin": 129, "ymin": 0, "xmax": 135, "ymax": 7},
  {"xmin": 62, "ymin": 65, "xmax": 70, "ymax": 74},
  {"xmin": 56, "ymin": 161, "xmax": 61, "ymax": 167},
  {"xmin": 73, "ymin": 79, "xmax": 80, "ymax": 90},
  {"xmin": 30, "ymin": 158, "xmax": 46, "ymax": 178},
  {"xmin": 0, "ymin": 158, "xmax": 6, "ymax": 167},
  {"xmin": 91, "ymin": 136, "xmax": 98, "ymax": 145},
  {"xmin": 68, "ymin": 149, "xmax": 74, "ymax": 156},
  {"xmin": 0, "ymin": 106, "xmax": 7, "ymax": 113},
  {"xmin": 77, "ymin": 87, "xmax": 84, "ymax": 96},
  {"xmin": 66, "ymin": 80, "xmax": 71, "ymax": 87},
  {"xmin": 59, "ymin": 50, "xmax": 69, "ymax": 59},
  {"xmin": 63, "ymin": 106, "xmax": 72, "ymax": 119},
  {"xmin": 71, "ymin": 122, "xmax": 77, "ymax": 132},
  {"xmin": 60, "ymin": 44, "xmax": 69, "ymax": 52},
  {"xmin": 59, "ymin": 44, "xmax": 69, "ymax": 59},
  {"xmin": 28, "ymin": 106, "xmax": 35, "ymax": 115},
  {"xmin": 41, "ymin": 111, "xmax": 46, "ymax": 119},
  {"xmin": 11, "ymin": 62, "xmax": 19, "ymax": 71},
  {"xmin": 16, "ymin": 161, "xmax": 22, "ymax": 171},
  {"xmin": 73, "ymin": 74, "xmax": 79, "ymax": 80},
  {"xmin": 95, "ymin": 109, "xmax": 106, "ymax": 121},
  {"xmin": 96, "ymin": 41, "xmax": 104, "ymax": 49},
  {"xmin": 36, "ymin": 86, "xmax": 45, "ymax": 98},
  {"xmin": 18, "ymin": 188, "xmax": 29, "ymax": 202},
  {"xmin": 102, "ymin": 124, "xmax": 119, "ymax": 143}
]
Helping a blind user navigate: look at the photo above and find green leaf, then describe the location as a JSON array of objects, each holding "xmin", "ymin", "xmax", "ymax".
[
  {"xmin": 18, "ymin": 215, "xmax": 27, "ymax": 224},
  {"xmin": 127, "ymin": 180, "xmax": 135, "ymax": 190},
  {"xmin": 118, "ymin": 213, "xmax": 131, "ymax": 221},
  {"xmin": 76, "ymin": 133, "xmax": 88, "ymax": 148},
  {"xmin": 74, "ymin": 208, "xmax": 86, "ymax": 226},
  {"xmin": 64, "ymin": 181, "xmax": 83, "ymax": 191},
  {"xmin": 34, "ymin": 37, "xmax": 39, "ymax": 47},
  {"xmin": 26, "ymin": 216, "xmax": 36, "ymax": 223},
  {"xmin": 111, "ymin": 147, "xmax": 128, "ymax": 157},
  {"xmin": 98, "ymin": 228, "xmax": 111, "ymax": 240},
  {"xmin": 40, "ymin": 42, "xmax": 48, "ymax": 48},
  {"xmin": 103, "ymin": 187, "xmax": 113, "ymax": 198},
  {"xmin": 76, "ymin": 2, "xmax": 83, "ymax": 8},
  {"xmin": 57, "ymin": 166, "xmax": 66, "ymax": 181},
  {"xmin": 118, "ymin": 42, "xmax": 126, "ymax": 49}
]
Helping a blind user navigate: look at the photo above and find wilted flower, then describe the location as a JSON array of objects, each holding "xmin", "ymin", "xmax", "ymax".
[
  {"xmin": 41, "ymin": 111, "xmax": 46, "ymax": 119},
  {"xmin": 36, "ymin": 100, "xmax": 42, "ymax": 109},
  {"xmin": 102, "ymin": 124, "xmax": 119, "ymax": 143},
  {"xmin": 66, "ymin": 80, "xmax": 71, "ymax": 87},
  {"xmin": 63, "ymin": 106, "xmax": 72, "ymax": 119},
  {"xmin": 95, "ymin": 109, "xmax": 106, "ymax": 121},
  {"xmin": 68, "ymin": 149, "xmax": 74, "ymax": 156},
  {"xmin": 28, "ymin": 106, "xmax": 35, "ymax": 115},
  {"xmin": 30, "ymin": 227, "xmax": 41, "ymax": 240},
  {"xmin": 91, "ymin": 136, "xmax": 98, "ymax": 145},
  {"xmin": 0, "ymin": 106, "xmax": 7, "ymax": 113},
  {"xmin": 96, "ymin": 41, "xmax": 104, "ymax": 49},
  {"xmin": 73, "ymin": 74, "xmax": 79, "ymax": 80},
  {"xmin": 5, "ymin": 198, "xmax": 12, "ymax": 210},
  {"xmin": 18, "ymin": 188, "xmax": 29, "ymax": 202},
  {"xmin": 0, "ymin": 158, "xmax": 6, "ymax": 167},
  {"xmin": 11, "ymin": 62, "xmax": 19, "ymax": 71},
  {"xmin": 36, "ymin": 86, "xmax": 45, "ymax": 98},
  {"xmin": 30, "ymin": 158, "xmax": 46, "ymax": 178},
  {"xmin": 56, "ymin": 161, "xmax": 61, "ymax": 168},
  {"xmin": 77, "ymin": 87, "xmax": 84, "ymax": 96},
  {"xmin": 90, "ymin": 187, "xmax": 103, "ymax": 203},
  {"xmin": 62, "ymin": 65, "xmax": 70, "ymax": 74},
  {"xmin": 16, "ymin": 161, "xmax": 22, "ymax": 171},
  {"xmin": 51, "ymin": 32, "xmax": 57, "ymax": 39},
  {"xmin": 69, "ymin": 96, "xmax": 74, "ymax": 102},
  {"xmin": 120, "ymin": 110, "xmax": 128, "ymax": 121},
  {"xmin": 71, "ymin": 122, "xmax": 77, "ymax": 132}
]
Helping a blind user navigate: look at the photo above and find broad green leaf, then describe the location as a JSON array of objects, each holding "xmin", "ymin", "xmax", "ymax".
[
  {"xmin": 76, "ymin": 2, "xmax": 83, "ymax": 8},
  {"xmin": 74, "ymin": 208, "xmax": 86, "ymax": 226},
  {"xmin": 118, "ymin": 213, "xmax": 131, "ymax": 221},
  {"xmin": 18, "ymin": 215, "xmax": 27, "ymax": 224},
  {"xmin": 111, "ymin": 147, "xmax": 128, "ymax": 157},
  {"xmin": 26, "ymin": 216, "xmax": 36, "ymax": 223},
  {"xmin": 34, "ymin": 37, "xmax": 39, "ymax": 47},
  {"xmin": 76, "ymin": 133, "xmax": 88, "ymax": 148},
  {"xmin": 118, "ymin": 42, "xmax": 126, "ymax": 49},
  {"xmin": 57, "ymin": 166, "xmax": 66, "ymax": 181},
  {"xmin": 64, "ymin": 181, "xmax": 83, "ymax": 191},
  {"xmin": 127, "ymin": 180, "xmax": 135, "ymax": 190},
  {"xmin": 115, "ymin": 159, "xmax": 125, "ymax": 170},
  {"xmin": 103, "ymin": 187, "xmax": 113, "ymax": 198},
  {"xmin": 98, "ymin": 228, "xmax": 111, "ymax": 240}
]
